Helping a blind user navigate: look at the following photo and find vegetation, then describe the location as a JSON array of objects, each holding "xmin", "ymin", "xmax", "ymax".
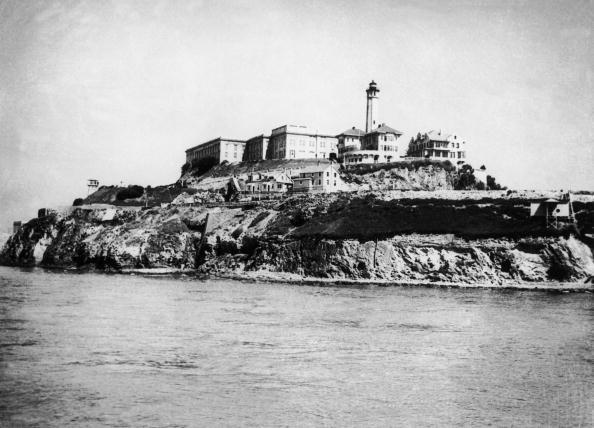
[
  {"xmin": 181, "ymin": 157, "xmax": 219, "ymax": 177},
  {"xmin": 116, "ymin": 185, "xmax": 144, "ymax": 201},
  {"xmin": 487, "ymin": 175, "xmax": 505, "ymax": 190},
  {"xmin": 453, "ymin": 164, "xmax": 476, "ymax": 190},
  {"xmin": 72, "ymin": 198, "xmax": 84, "ymax": 206},
  {"xmin": 345, "ymin": 159, "xmax": 455, "ymax": 174}
]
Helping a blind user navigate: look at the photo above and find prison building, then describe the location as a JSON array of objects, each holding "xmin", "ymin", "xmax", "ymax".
[
  {"xmin": 185, "ymin": 137, "xmax": 246, "ymax": 164},
  {"xmin": 242, "ymin": 135, "xmax": 270, "ymax": 162},
  {"xmin": 267, "ymin": 125, "xmax": 338, "ymax": 160}
]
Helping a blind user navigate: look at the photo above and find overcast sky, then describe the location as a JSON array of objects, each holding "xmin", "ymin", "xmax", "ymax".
[{"xmin": 0, "ymin": 0, "xmax": 592, "ymax": 230}]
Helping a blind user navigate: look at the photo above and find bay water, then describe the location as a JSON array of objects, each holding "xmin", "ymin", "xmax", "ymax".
[{"xmin": 0, "ymin": 266, "xmax": 592, "ymax": 427}]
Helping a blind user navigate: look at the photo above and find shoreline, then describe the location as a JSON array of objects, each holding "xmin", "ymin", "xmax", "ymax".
[{"xmin": 3, "ymin": 265, "xmax": 592, "ymax": 293}]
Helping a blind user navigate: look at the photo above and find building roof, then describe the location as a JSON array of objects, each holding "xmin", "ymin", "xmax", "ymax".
[
  {"xmin": 337, "ymin": 127, "xmax": 366, "ymax": 137},
  {"xmin": 245, "ymin": 134, "xmax": 270, "ymax": 143},
  {"xmin": 185, "ymin": 137, "xmax": 245, "ymax": 153},
  {"xmin": 425, "ymin": 130, "xmax": 456, "ymax": 142},
  {"xmin": 366, "ymin": 124, "xmax": 403, "ymax": 136},
  {"xmin": 271, "ymin": 124, "xmax": 336, "ymax": 139},
  {"xmin": 297, "ymin": 162, "xmax": 340, "ymax": 175}
]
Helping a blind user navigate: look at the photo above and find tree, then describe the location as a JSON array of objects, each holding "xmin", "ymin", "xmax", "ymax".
[
  {"xmin": 454, "ymin": 164, "xmax": 476, "ymax": 190},
  {"xmin": 486, "ymin": 175, "xmax": 505, "ymax": 190}
]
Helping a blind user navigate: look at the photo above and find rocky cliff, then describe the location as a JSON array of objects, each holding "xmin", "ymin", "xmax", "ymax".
[{"xmin": 2, "ymin": 192, "xmax": 593, "ymax": 288}]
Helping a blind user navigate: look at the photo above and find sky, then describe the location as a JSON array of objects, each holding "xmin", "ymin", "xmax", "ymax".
[{"xmin": 0, "ymin": 0, "xmax": 592, "ymax": 230}]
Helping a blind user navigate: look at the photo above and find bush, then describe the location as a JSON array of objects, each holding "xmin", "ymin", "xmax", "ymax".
[
  {"xmin": 190, "ymin": 157, "xmax": 219, "ymax": 177},
  {"xmin": 454, "ymin": 164, "xmax": 476, "ymax": 190},
  {"xmin": 72, "ymin": 198, "xmax": 84, "ymax": 206},
  {"xmin": 345, "ymin": 159, "xmax": 455, "ymax": 175},
  {"xmin": 486, "ymin": 175, "xmax": 505, "ymax": 190},
  {"xmin": 116, "ymin": 185, "xmax": 144, "ymax": 201}
]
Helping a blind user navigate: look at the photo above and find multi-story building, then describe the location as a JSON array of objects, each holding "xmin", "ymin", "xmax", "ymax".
[
  {"xmin": 244, "ymin": 171, "xmax": 292, "ymax": 193},
  {"xmin": 185, "ymin": 137, "xmax": 245, "ymax": 164},
  {"xmin": 292, "ymin": 163, "xmax": 345, "ymax": 193},
  {"xmin": 339, "ymin": 82, "xmax": 404, "ymax": 165},
  {"xmin": 242, "ymin": 134, "xmax": 270, "ymax": 162},
  {"xmin": 337, "ymin": 127, "xmax": 365, "ymax": 158},
  {"xmin": 406, "ymin": 130, "xmax": 466, "ymax": 161},
  {"xmin": 267, "ymin": 125, "xmax": 338, "ymax": 160}
]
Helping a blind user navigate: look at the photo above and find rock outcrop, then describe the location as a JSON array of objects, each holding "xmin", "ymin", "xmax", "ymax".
[{"xmin": 2, "ymin": 192, "xmax": 593, "ymax": 288}]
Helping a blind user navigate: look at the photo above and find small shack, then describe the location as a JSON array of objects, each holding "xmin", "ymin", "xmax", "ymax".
[{"xmin": 530, "ymin": 194, "xmax": 575, "ymax": 229}]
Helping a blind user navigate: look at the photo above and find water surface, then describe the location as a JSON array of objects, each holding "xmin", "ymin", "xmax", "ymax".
[{"xmin": 0, "ymin": 267, "xmax": 592, "ymax": 426}]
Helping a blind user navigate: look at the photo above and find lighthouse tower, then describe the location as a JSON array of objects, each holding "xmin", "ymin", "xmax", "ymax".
[{"xmin": 365, "ymin": 80, "xmax": 379, "ymax": 132}]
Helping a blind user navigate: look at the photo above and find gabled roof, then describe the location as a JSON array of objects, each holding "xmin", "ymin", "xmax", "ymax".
[
  {"xmin": 366, "ymin": 124, "xmax": 403, "ymax": 136},
  {"xmin": 337, "ymin": 127, "xmax": 366, "ymax": 137},
  {"xmin": 425, "ymin": 130, "xmax": 452, "ymax": 142}
]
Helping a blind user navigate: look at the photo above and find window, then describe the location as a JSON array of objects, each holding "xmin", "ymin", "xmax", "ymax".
[
  {"xmin": 320, "ymin": 141, "xmax": 325, "ymax": 148},
  {"xmin": 318, "ymin": 180, "xmax": 321, "ymax": 185},
  {"xmin": 326, "ymin": 180, "xmax": 329, "ymax": 185},
  {"xmin": 326, "ymin": 172, "xmax": 329, "ymax": 176}
]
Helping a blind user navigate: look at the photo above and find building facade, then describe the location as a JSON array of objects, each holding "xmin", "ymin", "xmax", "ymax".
[
  {"xmin": 267, "ymin": 125, "xmax": 338, "ymax": 160},
  {"xmin": 185, "ymin": 137, "xmax": 246, "ymax": 164},
  {"xmin": 244, "ymin": 171, "xmax": 292, "ymax": 193},
  {"xmin": 337, "ymin": 127, "xmax": 365, "ymax": 159},
  {"xmin": 339, "ymin": 81, "xmax": 404, "ymax": 165},
  {"xmin": 292, "ymin": 163, "xmax": 344, "ymax": 193},
  {"xmin": 242, "ymin": 134, "xmax": 270, "ymax": 162},
  {"xmin": 406, "ymin": 130, "xmax": 466, "ymax": 161}
]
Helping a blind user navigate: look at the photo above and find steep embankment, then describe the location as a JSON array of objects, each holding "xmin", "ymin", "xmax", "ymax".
[
  {"xmin": 342, "ymin": 161, "xmax": 456, "ymax": 191},
  {"xmin": 179, "ymin": 159, "xmax": 458, "ymax": 192},
  {"xmin": 2, "ymin": 193, "xmax": 593, "ymax": 288}
]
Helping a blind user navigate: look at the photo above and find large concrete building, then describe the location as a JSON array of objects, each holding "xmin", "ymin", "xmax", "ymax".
[
  {"xmin": 267, "ymin": 125, "xmax": 337, "ymax": 160},
  {"xmin": 406, "ymin": 130, "xmax": 466, "ymax": 161},
  {"xmin": 242, "ymin": 134, "xmax": 270, "ymax": 162},
  {"xmin": 185, "ymin": 137, "xmax": 245, "ymax": 164}
]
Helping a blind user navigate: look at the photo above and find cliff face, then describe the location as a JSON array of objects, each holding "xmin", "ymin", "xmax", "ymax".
[
  {"xmin": 1, "ymin": 209, "xmax": 202, "ymax": 270},
  {"xmin": 243, "ymin": 235, "xmax": 594, "ymax": 284},
  {"xmin": 342, "ymin": 164, "xmax": 455, "ymax": 191},
  {"xmin": 2, "ymin": 193, "xmax": 594, "ymax": 286}
]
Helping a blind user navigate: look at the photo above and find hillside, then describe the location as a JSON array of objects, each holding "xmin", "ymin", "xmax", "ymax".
[
  {"xmin": 179, "ymin": 158, "xmax": 458, "ymax": 192},
  {"xmin": 2, "ymin": 191, "xmax": 593, "ymax": 288}
]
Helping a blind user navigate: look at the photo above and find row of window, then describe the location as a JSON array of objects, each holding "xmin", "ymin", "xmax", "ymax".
[{"xmin": 414, "ymin": 141, "xmax": 462, "ymax": 149}]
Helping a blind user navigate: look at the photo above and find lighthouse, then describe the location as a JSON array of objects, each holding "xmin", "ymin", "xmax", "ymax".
[{"xmin": 365, "ymin": 80, "xmax": 379, "ymax": 132}]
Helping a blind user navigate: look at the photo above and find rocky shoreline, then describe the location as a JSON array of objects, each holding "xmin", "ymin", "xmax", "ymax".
[{"xmin": 2, "ymin": 191, "xmax": 594, "ymax": 291}]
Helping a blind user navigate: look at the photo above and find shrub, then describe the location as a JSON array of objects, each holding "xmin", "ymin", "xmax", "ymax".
[
  {"xmin": 454, "ymin": 164, "xmax": 476, "ymax": 190},
  {"xmin": 486, "ymin": 175, "xmax": 505, "ymax": 190},
  {"xmin": 72, "ymin": 198, "xmax": 84, "ymax": 206},
  {"xmin": 190, "ymin": 157, "xmax": 219, "ymax": 176},
  {"xmin": 116, "ymin": 185, "xmax": 144, "ymax": 201}
]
